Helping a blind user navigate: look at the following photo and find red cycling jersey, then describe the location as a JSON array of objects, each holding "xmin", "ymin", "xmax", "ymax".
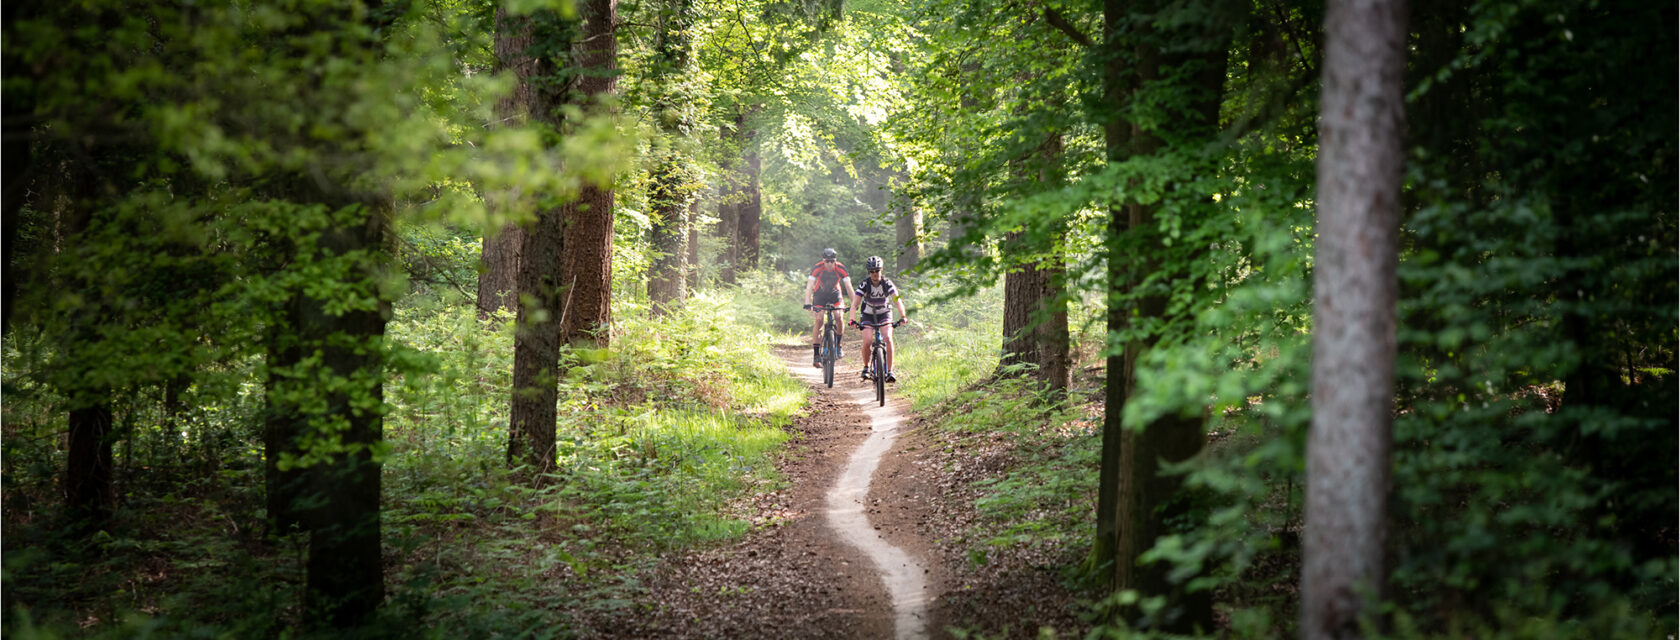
[{"xmin": 809, "ymin": 261, "xmax": 849, "ymax": 294}]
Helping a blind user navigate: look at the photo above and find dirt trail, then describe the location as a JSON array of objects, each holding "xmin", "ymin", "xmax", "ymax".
[
  {"xmin": 804, "ymin": 355, "xmax": 931, "ymax": 639},
  {"xmin": 587, "ymin": 339, "xmax": 940, "ymax": 639}
]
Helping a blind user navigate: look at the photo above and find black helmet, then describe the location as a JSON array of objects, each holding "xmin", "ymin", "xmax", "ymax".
[
  {"xmin": 865, "ymin": 256, "xmax": 884, "ymax": 271},
  {"xmin": 822, "ymin": 247, "xmax": 838, "ymax": 260}
]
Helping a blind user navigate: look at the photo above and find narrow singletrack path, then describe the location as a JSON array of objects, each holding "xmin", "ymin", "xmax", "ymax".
[
  {"xmin": 582, "ymin": 339, "xmax": 938, "ymax": 639},
  {"xmin": 788, "ymin": 345, "xmax": 932, "ymax": 639}
]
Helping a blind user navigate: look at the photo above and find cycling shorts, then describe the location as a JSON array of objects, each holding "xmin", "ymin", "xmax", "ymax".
[
  {"xmin": 812, "ymin": 288, "xmax": 841, "ymax": 307},
  {"xmin": 859, "ymin": 311, "xmax": 893, "ymax": 327}
]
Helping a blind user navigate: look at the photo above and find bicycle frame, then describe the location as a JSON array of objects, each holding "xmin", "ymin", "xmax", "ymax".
[
  {"xmin": 855, "ymin": 319, "xmax": 902, "ymax": 406},
  {"xmin": 812, "ymin": 304, "xmax": 848, "ymax": 388}
]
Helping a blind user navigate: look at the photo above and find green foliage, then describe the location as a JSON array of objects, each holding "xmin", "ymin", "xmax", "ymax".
[
  {"xmin": 725, "ymin": 269, "xmax": 815, "ymax": 334},
  {"xmin": 892, "ymin": 278, "xmax": 1005, "ymax": 410}
]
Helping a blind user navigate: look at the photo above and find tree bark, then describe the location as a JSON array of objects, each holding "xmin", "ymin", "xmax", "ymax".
[
  {"xmin": 1302, "ymin": 0, "xmax": 1407, "ymax": 637},
  {"xmin": 718, "ymin": 179, "xmax": 740, "ymax": 284},
  {"xmin": 560, "ymin": 0, "xmax": 619, "ymax": 346},
  {"xmin": 687, "ymin": 197, "xmax": 701, "ymax": 287},
  {"xmin": 998, "ymin": 133, "xmax": 1070, "ymax": 393},
  {"xmin": 65, "ymin": 403, "xmax": 115, "ymax": 522},
  {"xmin": 894, "ymin": 200, "xmax": 922, "ymax": 274},
  {"xmin": 739, "ymin": 132, "xmax": 763, "ymax": 272},
  {"xmin": 263, "ymin": 189, "xmax": 392, "ymax": 627},
  {"xmin": 647, "ymin": 0, "xmax": 695, "ymax": 311},
  {"xmin": 501, "ymin": 6, "xmax": 571, "ymax": 473},
  {"xmin": 298, "ymin": 207, "xmax": 390, "ymax": 627},
  {"xmin": 478, "ymin": 223, "xmax": 521, "ymax": 317},
  {"xmin": 1093, "ymin": 1, "xmax": 1226, "ymax": 631},
  {"xmin": 1091, "ymin": 0, "xmax": 1132, "ymax": 584},
  {"xmin": 648, "ymin": 149, "xmax": 689, "ymax": 312}
]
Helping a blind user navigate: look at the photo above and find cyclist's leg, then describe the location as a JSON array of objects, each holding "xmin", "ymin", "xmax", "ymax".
[
  {"xmin": 859, "ymin": 324, "xmax": 874, "ymax": 376},
  {"xmin": 811, "ymin": 310, "xmax": 824, "ymax": 367}
]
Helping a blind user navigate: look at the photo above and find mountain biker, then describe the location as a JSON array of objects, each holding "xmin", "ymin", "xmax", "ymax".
[
  {"xmin": 846, "ymin": 256, "xmax": 909, "ymax": 382},
  {"xmin": 802, "ymin": 248, "xmax": 855, "ymax": 368}
]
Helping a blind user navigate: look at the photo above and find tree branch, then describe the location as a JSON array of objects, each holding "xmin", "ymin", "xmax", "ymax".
[{"xmin": 1041, "ymin": 4, "xmax": 1093, "ymax": 48}]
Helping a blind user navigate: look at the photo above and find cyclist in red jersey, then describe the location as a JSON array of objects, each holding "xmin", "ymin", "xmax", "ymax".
[{"xmin": 801, "ymin": 248, "xmax": 855, "ymax": 368}]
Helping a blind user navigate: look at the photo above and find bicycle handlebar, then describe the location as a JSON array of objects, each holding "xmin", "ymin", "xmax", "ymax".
[
  {"xmin": 853, "ymin": 319, "xmax": 907, "ymax": 331},
  {"xmin": 807, "ymin": 304, "xmax": 848, "ymax": 311}
]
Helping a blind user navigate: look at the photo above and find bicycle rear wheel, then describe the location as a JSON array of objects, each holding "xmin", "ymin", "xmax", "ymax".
[{"xmin": 873, "ymin": 344, "xmax": 886, "ymax": 406}]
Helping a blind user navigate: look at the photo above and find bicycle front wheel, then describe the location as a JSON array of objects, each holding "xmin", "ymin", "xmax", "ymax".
[
  {"xmin": 823, "ymin": 328, "xmax": 837, "ymax": 388},
  {"xmin": 873, "ymin": 345, "xmax": 886, "ymax": 406}
]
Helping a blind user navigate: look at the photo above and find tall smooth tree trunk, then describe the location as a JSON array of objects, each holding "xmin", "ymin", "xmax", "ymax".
[
  {"xmin": 739, "ymin": 134, "xmax": 763, "ymax": 272},
  {"xmin": 501, "ymin": 6, "xmax": 571, "ymax": 472},
  {"xmin": 1302, "ymin": 0, "xmax": 1407, "ymax": 637},
  {"xmin": 560, "ymin": 0, "xmax": 619, "ymax": 346},
  {"xmin": 718, "ymin": 180, "xmax": 740, "ymax": 284},
  {"xmin": 478, "ymin": 223, "xmax": 521, "ymax": 317},
  {"xmin": 1091, "ymin": 0, "xmax": 1132, "ymax": 584},
  {"xmin": 1, "ymin": 69, "xmax": 28, "ymax": 337}
]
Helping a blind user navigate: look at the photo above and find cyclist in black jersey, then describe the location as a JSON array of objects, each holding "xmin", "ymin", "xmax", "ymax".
[{"xmin": 845, "ymin": 256, "xmax": 909, "ymax": 382}]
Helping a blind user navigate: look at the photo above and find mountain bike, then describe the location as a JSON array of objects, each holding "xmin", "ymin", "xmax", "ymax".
[
  {"xmin": 810, "ymin": 304, "xmax": 848, "ymax": 388},
  {"xmin": 853, "ymin": 319, "xmax": 905, "ymax": 406}
]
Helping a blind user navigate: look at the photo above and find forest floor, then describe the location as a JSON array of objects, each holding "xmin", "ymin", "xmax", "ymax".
[{"xmin": 573, "ymin": 337, "xmax": 1092, "ymax": 639}]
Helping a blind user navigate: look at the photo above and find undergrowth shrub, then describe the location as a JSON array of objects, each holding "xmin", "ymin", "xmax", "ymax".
[
  {"xmin": 376, "ymin": 286, "xmax": 805, "ymax": 632},
  {"xmin": 3, "ymin": 284, "xmax": 808, "ymax": 638}
]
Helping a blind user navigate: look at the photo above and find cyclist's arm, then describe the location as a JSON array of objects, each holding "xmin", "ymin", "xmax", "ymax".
[
  {"xmin": 846, "ymin": 289, "xmax": 864, "ymax": 324},
  {"xmin": 894, "ymin": 293, "xmax": 909, "ymax": 323},
  {"xmin": 839, "ymin": 277, "xmax": 855, "ymax": 308},
  {"xmin": 803, "ymin": 275, "xmax": 816, "ymax": 306}
]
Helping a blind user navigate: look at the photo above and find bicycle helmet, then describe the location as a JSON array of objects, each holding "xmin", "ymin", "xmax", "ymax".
[
  {"xmin": 865, "ymin": 255, "xmax": 884, "ymax": 271},
  {"xmin": 822, "ymin": 247, "xmax": 838, "ymax": 261}
]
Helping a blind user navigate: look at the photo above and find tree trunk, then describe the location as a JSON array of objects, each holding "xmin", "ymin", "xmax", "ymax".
[
  {"xmin": 999, "ymin": 232, "xmax": 1045, "ymax": 371},
  {"xmin": 560, "ymin": 0, "xmax": 619, "ymax": 346},
  {"xmin": 1302, "ymin": 0, "xmax": 1407, "ymax": 637},
  {"xmin": 894, "ymin": 201, "xmax": 922, "ymax": 273},
  {"xmin": 500, "ymin": 6, "xmax": 571, "ymax": 472},
  {"xmin": 718, "ymin": 180, "xmax": 740, "ymax": 284},
  {"xmin": 1093, "ymin": 1, "xmax": 1226, "ymax": 631},
  {"xmin": 1, "ymin": 74, "xmax": 28, "ymax": 337},
  {"xmin": 509, "ymin": 203, "xmax": 565, "ymax": 472},
  {"xmin": 300, "ymin": 208, "xmax": 389, "ymax": 627},
  {"xmin": 647, "ymin": 0, "xmax": 695, "ymax": 311},
  {"xmin": 648, "ymin": 150, "xmax": 689, "ymax": 312},
  {"xmin": 687, "ymin": 198, "xmax": 701, "ymax": 287},
  {"xmin": 998, "ymin": 133, "xmax": 1070, "ymax": 393},
  {"xmin": 1091, "ymin": 0, "xmax": 1132, "ymax": 584},
  {"xmin": 65, "ymin": 403, "xmax": 115, "ymax": 522},
  {"xmin": 263, "ymin": 191, "xmax": 392, "ymax": 627},
  {"xmin": 478, "ymin": 223, "xmax": 521, "ymax": 318},
  {"xmin": 478, "ymin": 5, "xmax": 548, "ymax": 320},
  {"xmin": 739, "ymin": 135, "xmax": 763, "ymax": 272}
]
